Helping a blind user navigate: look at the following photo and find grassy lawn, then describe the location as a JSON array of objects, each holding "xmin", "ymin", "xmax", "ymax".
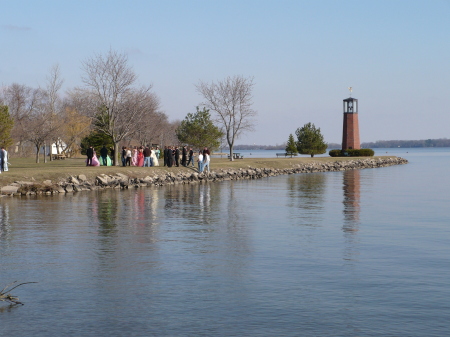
[{"xmin": 0, "ymin": 155, "xmax": 395, "ymax": 187}]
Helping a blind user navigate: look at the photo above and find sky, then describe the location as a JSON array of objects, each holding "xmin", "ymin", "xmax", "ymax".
[{"xmin": 1, "ymin": 0, "xmax": 449, "ymax": 145}]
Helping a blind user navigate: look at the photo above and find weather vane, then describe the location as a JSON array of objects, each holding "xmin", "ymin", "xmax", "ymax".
[{"xmin": 348, "ymin": 87, "xmax": 353, "ymax": 97}]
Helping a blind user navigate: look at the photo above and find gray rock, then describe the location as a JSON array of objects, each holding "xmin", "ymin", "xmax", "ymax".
[
  {"xmin": 1, "ymin": 186, "xmax": 19, "ymax": 195},
  {"xmin": 14, "ymin": 181, "xmax": 34, "ymax": 186},
  {"xmin": 69, "ymin": 176, "xmax": 80, "ymax": 185},
  {"xmin": 116, "ymin": 173, "xmax": 129, "ymax": 181},
  {"xmin": 73, "ymin": 185, "xmax": 83, "ymax": 192},
  {"xmin": 96, "ymin": 175, "xmax": 109, "ymax": 185},
  {"xmin": 65, "ymin": 185, "xmax": 74, "ymax": 193},
  {"xmin": 57, "ymin": 186, "xmax": 66, "ymax": 193},
  {"xmin": 78, "ymin": 174, "xmax": 87, "ymax": 182}
]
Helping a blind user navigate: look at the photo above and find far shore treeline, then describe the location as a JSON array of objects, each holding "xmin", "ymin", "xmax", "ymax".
[{"xmin": 227, "ymin": 138, "xmax": 450, "ymax": 150}]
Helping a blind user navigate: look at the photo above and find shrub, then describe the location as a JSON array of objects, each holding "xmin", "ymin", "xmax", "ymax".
[
  {"xmin": 329, "ymin": 149, "xmax": 341, "ymax": 157},
  {"xmin": 328, "ymin": 149, "xmax": 374, "ymax": 157}
]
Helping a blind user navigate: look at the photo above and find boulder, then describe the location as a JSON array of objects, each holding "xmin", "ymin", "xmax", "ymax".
[
  {"xmin": 69, "ymin": 176, "xmax": 80, "ymax": 185},
  {"xmin": 56, "ymin": 186, "xmax": 66, "ymax": 194},
  {"xmin": 96, "ymin": 175, "xmax": 109, "ymax": 186},
  {"xmin": 78, "ymin": 174, "xmax": 87, "ymax": 182},
  {"xmin": 1, "ymin": 186, "xmax": 19, "ymax": 195},
  {"xmin": 116, "ymin": 173, "xmax": 129, "ymax": 181},
  {"xmin": 73, "ymin": 185, "xmax": 83, "ymax": 192}
]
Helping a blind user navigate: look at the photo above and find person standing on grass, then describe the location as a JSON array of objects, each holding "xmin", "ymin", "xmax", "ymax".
[
  {"xmin": 2, "ymin": 146, "xmax": 8, "ymax": 172},
  {"xmin": 86, "ymin": 145, "xmax": 94, "ymax": 166},
  {"xmin": 181, "ymin": 146, "xmax": 187, "ymax": 166},
  {"xmin": 0, "ymin": 146, "xmax": 4, "ymax": 173},
  {"xmin": 143, "ymin": 145, "xmax": 151, "ymax": 167},
  {"xmin": 187, "ymin": 147, "xmax": 195, "ymax": 167},
  {"xmin": 137, "ymin": 146, "xmax": 144, "ymax": 167},
  {"xmin": 203, "ymin": 150, "xmax": 210, "ymax": 173},
  {"xmin": 198, "ymin": 150, "xmax": 203, "ymax": 172},
  {"xmin": 121, "ymin": 146, "xmax": 127, "ymax": 167},
  {"xmin": 126, "ymin": 147, "xmax": 132, "ymax": 166},
  {"xmin": 131, "ymin": 146, "xmax": 138, "ymax": 166},
  {"xmin": 150, "ymin": 147, "xmax": 158, "ymax": 166},
  {"xmin": 3, "ymin": 147, "xmax": 8, "ymax": 171},
  {"xmin": 174, "ymin": 146, "xmax": 180, "ymax": 167},
  {"xmin": 100, "ymin": 145, "xmax": 108, "ymax": 166}
]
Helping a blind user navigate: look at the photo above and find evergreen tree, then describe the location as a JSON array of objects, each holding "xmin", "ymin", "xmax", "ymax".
[
  {"xmin": 0, "ymin": 105, "xmax": 14, "ymax": 148},
  {"xmin": 295, "ymin": 122, "xmax": 327, "ymax": 157},
  {"xmin": 176, "ymin": 107, "xmax": 223, "ymax": 151},
  {"xmin": 285, "ymin": 134, "xmax": 298, "ymax": 157},
  {"xmin": 80, "ymin": 131, "xmax": 114, "ymax": 155}
]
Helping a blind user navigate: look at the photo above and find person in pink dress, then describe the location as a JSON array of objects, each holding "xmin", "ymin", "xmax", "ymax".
[
  {"xmin": 131, "ymin": 146, "xmax": 138, "ymax": 166},
  {"xmin": 137, "ymin": 147, "xmax": 144, "ymax": 167},
  {"xmin": 91, "ymin": 151, "xmax": 100, "ymax": 166}
]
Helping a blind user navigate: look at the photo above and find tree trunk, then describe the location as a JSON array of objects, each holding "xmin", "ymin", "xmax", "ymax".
[
  {"xmin": 35, "ymin": 144, "xmax": 40, "ymax": 163},
  {"xmin": 114, "ymin": 142, "xmax": 120, "ymax": 166},
  {"xmin": 228, "ymin": 138, "xmax": 234, "ymax": 161},
  {"xmin": 44, "ymin": 142, "xmax": 47, "ymax": 163}
]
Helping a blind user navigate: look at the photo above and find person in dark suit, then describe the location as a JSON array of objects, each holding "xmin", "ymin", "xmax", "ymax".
[
  {"xmin": 100, "ymin": 145, "xmax": 108, "ymax": 166},
  {"xmin": 86, "ymin": 146, "xmax": 94, "ymax": 166},
  {"xmin": 187, "ymin": 147, "xmax": 195, "ymax": 167},
  {"xmin": 163, "ymin": 146, "xmax": 168, "ymax": 167},
  {"xmin": 0, "ymin": 147, "xmax": 4, "ymax": 172},
  {"xmin": 181, "ymin": 146, "xmax": 187, "ymax": 166},
  {"xmin": 174, "ymin": 146, "xmax": 180, "ymax": 167},
  {"xmin": 167, "ymin": 146, "xmax": 173, "ymax": 167},
  {"xmin": 121, "ymin": 146, "xmax": 127, "ymax": 167}
]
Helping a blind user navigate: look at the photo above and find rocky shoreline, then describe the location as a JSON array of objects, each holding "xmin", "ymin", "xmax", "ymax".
[{"xmin": 0, "ymin": 157, "xmax": 408, "ymax": 197}]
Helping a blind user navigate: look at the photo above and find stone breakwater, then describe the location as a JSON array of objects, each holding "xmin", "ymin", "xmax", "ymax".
[{"xmin": 0, "ymin": 157, "xmax": 408, "ymax": 197}]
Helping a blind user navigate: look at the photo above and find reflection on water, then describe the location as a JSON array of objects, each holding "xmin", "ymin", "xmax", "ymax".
[
  {"xmin": 342, "ymin": 169, "xmax": 361, "ymax": 262},
  {"xmin": 342, "ymin": 169, "xmax": 361, "ymax": 232},
  {"xmin": 286, "ymin": 173, "xmax": 326, "ymax": 226},
  {"xmin": 94, "ymin": 190, "xmax": 119, "ymax": 236},
  {"xmin": 1, "ymin": 154, "xmax": 450, "ymax": 337},
  {"xmin": 0, "ymin": 203, "xmax": 11, "ymax": 242}
]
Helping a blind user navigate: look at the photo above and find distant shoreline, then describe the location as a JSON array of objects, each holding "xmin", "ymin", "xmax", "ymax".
[{"xmin": 228, "ymin": 141, "xmax": 450, "ymax": 150}]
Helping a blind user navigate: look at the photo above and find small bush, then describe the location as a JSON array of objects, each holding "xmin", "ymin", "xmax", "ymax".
[
  {"xmin": 329, "ymin": 149, "xmax": 341, "ymax": 157},
  {"xmin": 328, "ymin": 149, "xmax": 374, "ymax": 157}
]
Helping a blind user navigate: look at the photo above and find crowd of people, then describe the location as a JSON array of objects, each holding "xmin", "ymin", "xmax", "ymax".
[
  {"xmin": 120, "ymin": 145, "xmax": 160, "ymax": 167},
  {"xmin": 86, "ymin": 144, "xmax": 211, "ymax": 173},
  {"xmin": 0, "ymin": 146, "xmax": 9, "ymax": 173},
  {"xmin": 162, "ymin": 146, "xmax": 211, "ymax": 172}
]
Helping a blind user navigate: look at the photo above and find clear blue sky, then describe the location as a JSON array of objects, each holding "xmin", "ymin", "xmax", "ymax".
[{"xmin": 1, "ymin": 0, "xmax": 449, "ymax": 145}]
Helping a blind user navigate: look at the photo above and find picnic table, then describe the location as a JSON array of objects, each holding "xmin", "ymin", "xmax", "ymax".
[
  {"xmin": 276, "ymin": 153, "xmax": 298, "ymax": 157},
  {"xmin": 228, "ymin": 153, "xmax": 244, "ymax": 159},
  {"xmin": 53, "ymin": 154, "xmax": 67, "ymax": 160}
]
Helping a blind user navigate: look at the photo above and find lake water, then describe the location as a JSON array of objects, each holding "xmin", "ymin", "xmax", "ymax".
[{"xmin": 1, "ymin": 148, "xmax": 449, "ymax": 336}]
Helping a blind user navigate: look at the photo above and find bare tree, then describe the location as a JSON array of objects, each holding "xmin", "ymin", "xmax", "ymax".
[
  {"xmin": 196, "ymin": 75, "xmax": 256, "ymax": 160},
  {"xmin": 26, "ymin": 88, "xmax": 65, "ymax": 163},
  {"xmin": 133, "ymin": 98, "xmax": 166, "ymax": 146},
  {"xmin": 58, "ymin": 104, "xmax": 92, "ymax": 156},
  {"xmin": 44, "ymin": 64, "xmax": 65, "ymax": 161},
  {"xmin": 0, "ymin": 84, "xmax": 42, "ymax": 156},
  {"xmin": 81, "ymin": 49, "xmax": 158, "ymax": 165}
]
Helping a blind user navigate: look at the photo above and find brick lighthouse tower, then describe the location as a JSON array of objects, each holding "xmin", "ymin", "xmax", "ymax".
[{"xmin": 342, "ymin": 88, "xmax": 360, "ymax": 150}]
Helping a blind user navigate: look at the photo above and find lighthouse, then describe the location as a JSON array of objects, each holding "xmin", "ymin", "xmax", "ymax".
[{"xmin": 342, "ymin": 93, "xmax": 360, "ymax": 150}]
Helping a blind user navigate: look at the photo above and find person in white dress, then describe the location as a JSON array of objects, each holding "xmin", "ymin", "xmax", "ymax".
[
  {"xmin": 203, "ymin": 152, "xmax": 210, "ymax": 173},
  {"xmin": 2, "ymin": 147, "xmax": 8, "ymax": 171},
  {"xmin": 151, "ymin": 147, "xmax": 159, "ymax": 166}
]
